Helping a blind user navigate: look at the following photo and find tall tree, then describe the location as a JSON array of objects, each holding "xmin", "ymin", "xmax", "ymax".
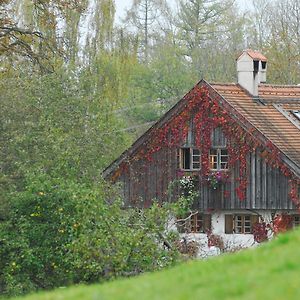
[
  {"xmin": 247, "ymin": 0, "xmax": 300, "ymax": 84},
  {"xmin": 124, "ymin": 0, "xmax": 169, "ymax": 62},
  {"xmin": 175, "ymin": 0, "xmax": 236, "ymax": 77},
  {"xmin": 248, "ymin": 0, "xmax": 271, "ymax": 49},
  {"xmin": 266, "ymin": 0, "xmax": 300, "ymax": 84}
]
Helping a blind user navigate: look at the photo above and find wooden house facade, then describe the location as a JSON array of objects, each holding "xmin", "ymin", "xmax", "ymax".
[{"xmin": 104, "ymin": 50, "xmax": 300, "ymax": 248}]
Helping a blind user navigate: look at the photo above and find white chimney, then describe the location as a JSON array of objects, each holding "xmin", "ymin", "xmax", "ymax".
[{"xmin": 237, "ymin": 49, "xmax": 267, "ymax": 97}]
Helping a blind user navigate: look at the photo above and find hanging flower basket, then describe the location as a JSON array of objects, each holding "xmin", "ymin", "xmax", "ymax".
[{"xmin": 208, "ymin": 171, "xmax": 228, "ymax": 189}]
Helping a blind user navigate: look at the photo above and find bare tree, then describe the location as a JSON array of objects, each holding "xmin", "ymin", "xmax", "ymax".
[{"xmin": 124, "ymin": 0, "xmax": 168, "ymax": 62}]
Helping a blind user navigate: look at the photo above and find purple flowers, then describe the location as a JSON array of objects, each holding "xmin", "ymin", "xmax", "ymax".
[{"xmin": 208, "ymin": 171, "xmax": 228, "ymax": 189}]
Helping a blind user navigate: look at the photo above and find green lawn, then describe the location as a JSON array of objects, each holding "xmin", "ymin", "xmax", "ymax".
[{"xmin": 13, "ymin": 229, "xmax": 300, "ymax": 300}]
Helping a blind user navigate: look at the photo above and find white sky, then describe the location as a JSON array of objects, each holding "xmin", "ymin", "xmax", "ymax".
[{"xmin": 115, "ymin": 0, "xmax": 252, "ymax": 22}]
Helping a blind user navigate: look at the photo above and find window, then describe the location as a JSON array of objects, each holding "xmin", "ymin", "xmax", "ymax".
[
  {"xmin": 225, "ymin": 214, "xmax": 259, "ymax": 234},
  {"xmin": 291, "ymin": 110, "xmax": 300, "ymax": 121},
  {"xmin": 209, "ymin": 149, "xmax": 228, "ymax": 170},
  {"xmin": 179, "ymin": 148, "xmax": 201, "ymax": 170},
  {"xmin": 191, "ymin": 213, "xmax": 203, "ymax": 233},
  {"xmin": 177, "ymin": 213, "xmax": 211, "ymax": 233},
  {"xmin": 235, "ymin": 215, "xmax": 252, "ymax": 233},
  {"xmin": 211, "ymin": 127, "xmax": 227, "ymax": 148},
  {"xmin": 292, "ymin": 215, "xmax": 300, "ymax": 228}
]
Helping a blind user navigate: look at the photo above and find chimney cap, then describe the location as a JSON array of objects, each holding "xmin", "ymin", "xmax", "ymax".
[{"xmin": 237, "ymin": 49, "xmax": 267, "ymax": 62}]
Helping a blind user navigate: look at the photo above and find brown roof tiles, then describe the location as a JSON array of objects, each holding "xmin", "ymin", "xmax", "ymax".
[
  {"xmin": 211, "ymin": 83, "xmax": 300, "ymax": 169},
  {"xmin": 237, "ymin": 49, "xmax": 267, "ymax": 62}
]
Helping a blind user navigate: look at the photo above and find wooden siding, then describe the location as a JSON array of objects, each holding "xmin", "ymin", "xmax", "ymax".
[{"xmin": 121, "ymin": 124, "xmax": 296, "ymax": 211}]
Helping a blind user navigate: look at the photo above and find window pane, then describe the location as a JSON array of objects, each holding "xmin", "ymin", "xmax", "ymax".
[
  {"xmin": 209, "ymin": 149, "xmax": 218, "ymax": 169},
  {"xmin": 220, "ymin": 149, "xmax": 229, "ymax": 170},
  {"xmin": 182, "ymin": 148, "xmax": 191, "ymax": 170},
  {"xmin": 193, "ymin": 149, "xmax": 200, "ymax": 156},
  {"xmin": 196, "ymin": 214, "xmax": 203, "ymax": 232},
  {"xmin": 235, "ymin": 216, "xmax": 243, "ymax": 233},
  {"xmin": 192, "ymin": 154, "xmax": 200, "ymax": 163},
  {"xmin": 191, "ymin": 213, "xmax": 203, "ymax": 233},
  {"xmin": 293, "ymin": 216, "xmax": 300, "ymax": 227},
  {"xmin": 244, "ymin": 216, "xmax": 251, "ymax": 233},
  {"xmin": 193, "ymin": 162, "xmax": 200, "ymax": 169},
  {"xmin": 244, "ymin": 227, "xmax": 251, "ymax": 233},
  {"xmin": 212, "ymin": 127, "xmax": 227, "ymax": 147},
  {"xmin": 192, "ymin": 149, "xmax": 201, "ymax": 169},
  {"xmin": 234, "ymin": 215, "xmax": 252, "ymax": 234}
]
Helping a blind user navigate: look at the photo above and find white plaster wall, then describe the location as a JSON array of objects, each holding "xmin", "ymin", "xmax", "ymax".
[
  {"xmin": 237, "ymin": 52, "xmax": 260, "ymax": 96},
  {"xmin": 178, "ymin": 210, "xmax": 275, "ymax": 259}
]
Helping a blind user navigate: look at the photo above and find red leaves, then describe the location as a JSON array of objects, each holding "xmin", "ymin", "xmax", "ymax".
[
  {"xmin": 289, "ymin": 180, "xmax": 300, "ymax": 209},
  {"xmin": 207, "ymin": 230, "xmax": 224, "ymax": 250},
  {"xmin": 272, "ymin": 214, "xmax": 293, "ymax": 234},
  {"xmin": 112, "ymin": 85, "xmax": 299, "ymax": 206},
  {"xmin": 253, "ymin": 222, "xmax": 268, "ymax": 243}
]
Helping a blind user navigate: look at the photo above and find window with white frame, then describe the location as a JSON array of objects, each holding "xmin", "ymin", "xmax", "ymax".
[
  {"xmin": 209, "ymin": 149, "xmax": 228, "ymax": 170},
  {"xmin": 177, "ymin": 213, "xmax": 211, "ymax": 233},
  {"xmin": 179, "ymin": 148, "xmax": 201, "ymax": 170},
  {"xmin": 292, "ymin": 215, "xmax": 300, "ymax": 228},
  {"xmin": 235, "ymin": 215, "xmax": 252, "ymax": 234},
  {"xmin": 225, "ymin": 214, "xmax": 259, "ymax": 234}
]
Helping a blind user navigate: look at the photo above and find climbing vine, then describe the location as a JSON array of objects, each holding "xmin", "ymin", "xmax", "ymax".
[{"xmin": 111, "ymin": 85, "xmax": 300, "ymax": 207}]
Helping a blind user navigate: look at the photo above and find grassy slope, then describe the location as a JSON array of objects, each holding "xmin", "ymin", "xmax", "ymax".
[{"xmin": 14, "ymin": 229, "xmax": 300, "ymax": 300}]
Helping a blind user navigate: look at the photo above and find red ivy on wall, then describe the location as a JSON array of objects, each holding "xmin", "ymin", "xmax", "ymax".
[{"xmin": 112, "ymin": 85, "xmax": 300, "ymax": 207}]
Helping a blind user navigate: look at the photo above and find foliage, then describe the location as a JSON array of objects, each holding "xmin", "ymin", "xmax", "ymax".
[
  {"xmin": 252, "ymin": 222, "xmax": 268, "ymax": 243},
  {"xmin": 0, "ymin": 172, "xmax": 180, "ymax": 297},
  {"xmin": 207, "ymin": 231, "xmax": 225, "ymax": 251},
  {"xmin": 0, "ymin": 66, "xmax": 131, "ymax": 192},
  {"xmin": 174, "ymin": 238, "xmax": 199, "ymax": 257},
  {"xmin": 167, "ymin": 175, "xmax": 199, "ymax": 217},
  {"xmin": 10, "ymin": 227, "xmax": 300, "ymax": 300},
  {"xmin": 124, "ymin": 0, "xmax": 169, "ymax": 61},
  {"xmin": 208, "ymin": 171, "xmax": 229, "ymax": 190},
  {"xmin": 248, "ymin": 0, "xmax": 300, "ymax": 84},
  {"xmin": 271, "ymin": 214, "xmax": 293, "ymax": 235}
]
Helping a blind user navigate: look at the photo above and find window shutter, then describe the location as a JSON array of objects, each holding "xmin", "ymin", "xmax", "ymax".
[
  {"xmin": 251, "ymin": 215, "xmax": 259, "ymax": 225},
  {"xmin": 225, "ymin": 214, "xmax": 233, "ymax": 234},
  {"xmin": 203, "ymin": 214, "xmax": 212, "ymax": 231},
  {"xmin": 251, "ymin": 215, "xmax": 259, "ymax": 233}
]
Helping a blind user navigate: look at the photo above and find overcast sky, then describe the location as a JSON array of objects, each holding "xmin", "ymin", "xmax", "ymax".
[{"xmin": 114, "ymin": 0, "xmax": 252, "ymax": 22}]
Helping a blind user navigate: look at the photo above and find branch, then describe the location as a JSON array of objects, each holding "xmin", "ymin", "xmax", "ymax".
[
  {"xmin": 174, "ymin": 210, "xmax": 199, "ymax": 224},
  {"xmin": 0, "ymin": 26, "xmax": 43, "ymax": 39}
]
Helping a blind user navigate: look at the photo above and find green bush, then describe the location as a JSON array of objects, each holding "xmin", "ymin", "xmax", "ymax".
[{"xmin": 0, "ymin": 172, "xmax": 179, "ymax": 297}]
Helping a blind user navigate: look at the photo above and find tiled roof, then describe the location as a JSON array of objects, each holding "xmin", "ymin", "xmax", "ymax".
[
  {"xmin": 259, "ymin": 84, "xmax": 300, "ymax": 103},
  {"xmin": 210, "ymin": 83, "xmax": 300, "ymax": 169},
  {"xmin": 237, "ymin": 49, "xmax": 267, "ymax": 62}
]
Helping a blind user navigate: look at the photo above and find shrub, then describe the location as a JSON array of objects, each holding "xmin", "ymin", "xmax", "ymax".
[{"xmin": 0, "ymin": 172, "xmax": 179, "ymax": 297}]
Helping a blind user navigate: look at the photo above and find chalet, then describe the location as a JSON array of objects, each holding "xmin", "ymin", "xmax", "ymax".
[{"xmin": 104, "ymin": 50, "xmax": 300, "ymax": 254}]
